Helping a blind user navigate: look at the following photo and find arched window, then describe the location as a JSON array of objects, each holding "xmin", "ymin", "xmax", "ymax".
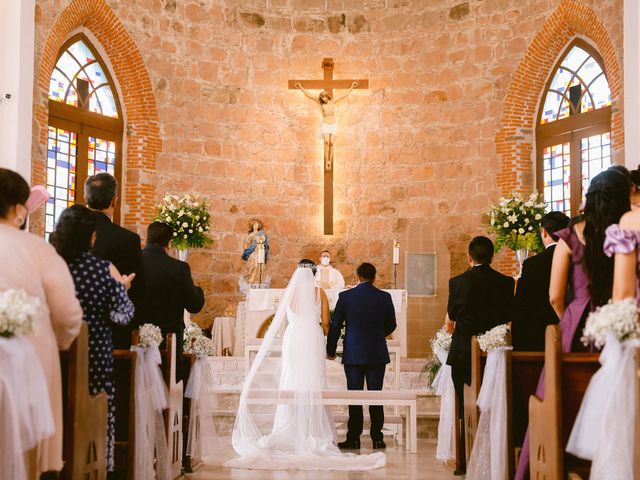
[
  {"xmin": 537, "ymin": 40, "xmax": 612, "ymax": 216},
  {"xmin": 46, "ymin": 34, "xmax": 123, "ymax": 235}
]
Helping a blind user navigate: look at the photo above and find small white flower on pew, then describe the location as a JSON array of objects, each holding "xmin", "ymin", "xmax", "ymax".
[
  {"xmin": 581, "ymin": 298, "xmax": 640, "ymax": 349},
  {"xmin": 477, "ymin": 324, "xmax": 510, "ymax": 353},
  {"xmin": 138, "ymin": 323, "xmax": 162, "ymax": 349},
  {"xmin": 0, "ymin": 288, "xmax": 40, "ymax": 337}
]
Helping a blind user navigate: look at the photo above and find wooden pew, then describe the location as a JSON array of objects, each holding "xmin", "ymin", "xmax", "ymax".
[
  {"xmin": 529, "ymin": 325, "xmax": 600, "ymax": 480},
  {"xmin": 161, "ymin": 333, "xmax": 184, "ymax": 478},
  {"xmin": 462, "ymin": 336, "xmax": 484, "ymax": 466},
  {"xmin": 113, "ymin": 333, "xmax": 138, "ymax": 478},
  {"xmin": 60, "ymin": 322, "xmax": 109, "ymax": 480}
]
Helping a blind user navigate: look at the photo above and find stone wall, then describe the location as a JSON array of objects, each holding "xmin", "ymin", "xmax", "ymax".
[{"xmin": 32, "ymin": 0, "xmax": 623, "ymax": 356}]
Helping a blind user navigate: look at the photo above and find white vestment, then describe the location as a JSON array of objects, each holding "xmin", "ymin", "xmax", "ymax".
[{"xmin": 316, "ymin": 265, "xmax": 345, "ymax": 290}]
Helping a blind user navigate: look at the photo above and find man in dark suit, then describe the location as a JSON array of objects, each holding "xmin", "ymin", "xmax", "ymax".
[
  {"xmin": 141, "ymin": 222, "xmax": 205, "ymax": 379},
  {"xmin": 327, "ymin": 263, "xmax": 396, "ymax": 450},
  {"xmin": 512, "ymin": 212, "xmax": 570, "ymax": 351},
  {"xmin": 446, "ymin": 236, "xmax": 514, "ymax": 473},
  {"xmin": 85, "ymin": 172, "xmax": 145, "ymax": 348}
]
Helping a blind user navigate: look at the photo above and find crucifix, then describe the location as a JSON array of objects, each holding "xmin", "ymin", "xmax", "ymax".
[{"xmin": 289, "ymin": 58, "xmax": 368, "ymax": 235}]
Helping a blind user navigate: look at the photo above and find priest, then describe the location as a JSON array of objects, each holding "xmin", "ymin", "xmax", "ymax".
[{"xmin": 316, "ymin": 250, "xmax": 345, "ymax": 289}]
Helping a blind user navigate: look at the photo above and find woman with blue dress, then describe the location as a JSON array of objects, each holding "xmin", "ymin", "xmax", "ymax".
[{"xmin": 51, "ymin": 204, "xmax": 135, "ymax": 473}]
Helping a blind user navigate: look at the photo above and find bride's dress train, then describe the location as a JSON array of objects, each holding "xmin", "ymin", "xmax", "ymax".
[{"xmin": 224, "ymin": 267, "xmax": 385, "ymax": 471}]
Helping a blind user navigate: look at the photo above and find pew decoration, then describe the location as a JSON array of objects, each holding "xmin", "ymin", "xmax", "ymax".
[
  {"xmin": 428, "ymin": 327, "xmax": 456, "ymax": 462},
  {"xmin": 183, "ymin": 322, "xmax": 203, "ymax": 353},
  {"xmin": 0, "ymin": 288, "xmax": 53, "ymax": 480},
  {"xmin": 466, "ymin": 324, "xmax": 512, "ymax": 480},
  {"xmin": 567, "ymin": 299, "xmax": 640, "ymax": 478},
  {"xmin": 185, "ymin": 334, "xmax": 217, "ymax": 461},
  {"xmin": 131, "ymin": 324, "xmax": 170, "ymax": 480}
]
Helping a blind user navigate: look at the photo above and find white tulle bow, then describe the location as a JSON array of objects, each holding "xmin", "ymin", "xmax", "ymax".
[
  {"xmin": 566, "ymin": 334, "xmax": 640, "ymax": 479},
  {"xmin": 131, "ymin": 345, "xmax": 170, "ymax": 480},
  {"xmin": 0, "ymin": 337, "xmax": 54, "ymax": 480},
  {"xmin": 185, "ymin": 356, "xmax": 218, "ymax": 461},
  {"xmin": 466, "ymin": 346, "xmax": 512, "ymax": 480},
  {"xmin": 432, "ymin": 347, "xmax": 456, "ymax": 462}
]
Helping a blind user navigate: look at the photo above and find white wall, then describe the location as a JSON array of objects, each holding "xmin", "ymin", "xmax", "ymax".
[
  {"xmin": 0, "ymin": 0, "xmax": 35, "ymax": 181},
  {"xmin": 625, "ymin": 0, "xmax": 640, "ymax": 169}
]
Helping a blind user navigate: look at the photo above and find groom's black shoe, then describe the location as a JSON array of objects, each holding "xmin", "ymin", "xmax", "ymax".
[
  {"xmin": 372, "ymin": 440, "xmax": 386, "ymax": 449},
  {"xmin": 338, "ymin": 439, "xmax": 360, "ymax": 450}
]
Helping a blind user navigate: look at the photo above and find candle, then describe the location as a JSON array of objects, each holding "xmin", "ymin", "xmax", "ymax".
[{"xmin": 393, "ymin": 241, "xmax": 400, "ymax": 265}]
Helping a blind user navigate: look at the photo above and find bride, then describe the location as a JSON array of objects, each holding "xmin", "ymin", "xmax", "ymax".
[{"xmin": 224, "ymin": 259, "xmax": 386, "ymax": 470}]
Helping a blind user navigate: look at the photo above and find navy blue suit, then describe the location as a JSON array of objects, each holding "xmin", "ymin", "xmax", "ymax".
[{"xmin": 327, "ymin": 282, "xmax": 396, "ymax": 442}]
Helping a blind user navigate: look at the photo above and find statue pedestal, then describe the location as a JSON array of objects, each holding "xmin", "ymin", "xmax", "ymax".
[{"xmin": 242, "ymin": 288, "xmax": 408, "ymax": 357}]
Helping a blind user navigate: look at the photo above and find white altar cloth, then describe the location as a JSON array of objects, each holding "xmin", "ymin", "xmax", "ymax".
[{"xmin": 244, "ymin": 288, "xmax": 408, "ymax": 357}]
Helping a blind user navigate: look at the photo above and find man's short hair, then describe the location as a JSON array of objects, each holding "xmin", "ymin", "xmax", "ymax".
[
  {"xmin": 356, "ymin": 262, "xmax": 376, "ymax": 282},
  {"xmin": 84, "ymin": 173, "xmax": 117, "ymax": 210},
  {"xmin": 320, "ymin": 250, "xmax": 330, "ymax": 255},
  {"xmin": 147, "ymin": 222, "xmax": 173, "ymax": 248},
  {"xmin": 541, "ymin": 211, "xmax": 570, "ymax": 241},
  {"xmin": 468, "ymin": 236, "xmax": 494, "ymax": 264}
]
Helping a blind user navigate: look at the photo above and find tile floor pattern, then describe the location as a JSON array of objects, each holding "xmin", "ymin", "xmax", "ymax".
[{"xmin": 186, "ymin": 439, "xmax": 456, "ymax": 480}]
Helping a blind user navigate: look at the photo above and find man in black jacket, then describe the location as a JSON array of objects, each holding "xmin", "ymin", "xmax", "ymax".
[
  {"xmin": 446, "ymin": 236, "xmax": 514, "ymax": 473},
  {"xmin": 85, "ymin": 173, "xmax": 145, "ymax": 348},
  {"xmin": 512, "ymin": 211, "xmax": 570, "ymax": 351},
  {"xmin": 141, "ymin": 222, "xmax": 205, "ymax": 379}
]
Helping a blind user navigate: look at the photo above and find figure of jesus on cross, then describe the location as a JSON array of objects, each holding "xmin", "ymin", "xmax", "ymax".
[{"xmin": 289, "ymin": 58, "xmax": 368, "ymax": 235}]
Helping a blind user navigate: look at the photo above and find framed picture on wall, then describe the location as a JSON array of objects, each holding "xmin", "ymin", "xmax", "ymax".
[{"xmin": 405, "ymin": 252, "xmax": 436, "ymax": 297}]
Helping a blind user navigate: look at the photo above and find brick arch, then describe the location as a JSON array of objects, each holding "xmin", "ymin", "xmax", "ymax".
[
  {"xmin": 495, "ymin": 0, "xmax": 623, "ymax": 196},
  {"xmin": 32, "ymin": 0, "xmax": 160, "ymax": 233}
]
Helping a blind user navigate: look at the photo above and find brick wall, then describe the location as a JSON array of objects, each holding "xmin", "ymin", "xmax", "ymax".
[{"xmin": 32, "ymin": 0, "xmax": 623, "ymax": 356}]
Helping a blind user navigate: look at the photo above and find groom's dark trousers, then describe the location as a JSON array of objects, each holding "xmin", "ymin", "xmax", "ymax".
[{"xmin": 327, "ymin": 281, "xmax": 396, "ymax": 442}]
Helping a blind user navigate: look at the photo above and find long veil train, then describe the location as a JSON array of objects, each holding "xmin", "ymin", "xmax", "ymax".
[{"xmin": 224, "ymin": 266, "xmax": 385, "ymax": 470}]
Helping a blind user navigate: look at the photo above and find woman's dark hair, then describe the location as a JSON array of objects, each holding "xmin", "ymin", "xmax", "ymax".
[
  {"xmin": 298, "ymin": 258, "xmax": 317, "ymax": 275},
  {"xmin": 51, "ymin": 204, "xmax": 97, "ymax": 264},
  {"xmin": 630, "ymin": 167, "xmax": 640, "ymax": 189},
  {"xmin": 0, "ymin": 168, "xmax": 30, "ymax": 219},
  {"xmin": 583, "ymin": 169, "xmax": 632, "ymax": 307}
]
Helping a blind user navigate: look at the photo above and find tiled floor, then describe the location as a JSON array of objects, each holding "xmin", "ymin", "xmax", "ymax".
[{"xmin": 186, "ymin": 439, "xmax": 456, "ymax": 479}]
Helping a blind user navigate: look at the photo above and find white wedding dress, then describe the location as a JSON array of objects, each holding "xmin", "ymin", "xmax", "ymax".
[{"xmin": 224, "ymin": 267, "xmax": 386, "ymax": 470}]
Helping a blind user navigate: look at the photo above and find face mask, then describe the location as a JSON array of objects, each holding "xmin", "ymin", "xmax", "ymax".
[{"xmin": 321, "ymin": 257, "xmax": 330, "ymax": 266}]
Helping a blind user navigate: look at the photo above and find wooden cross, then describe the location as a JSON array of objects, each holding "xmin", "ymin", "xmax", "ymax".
[{"xmin": 289, "ymin": 58, "xmax": 368, "ymax": 235}]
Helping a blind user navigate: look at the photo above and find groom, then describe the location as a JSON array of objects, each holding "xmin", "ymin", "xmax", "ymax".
[{"xmin": 327, "ymin": 263, "xmax": 397, "ymax": 449}]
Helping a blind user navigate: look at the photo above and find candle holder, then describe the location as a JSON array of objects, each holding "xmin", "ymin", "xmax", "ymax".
[
  {"xmin": 393, "ymin": 264, "xmax": 398, "ymax": 290},
  {"xmin": 392, "ymin": 241, "xmax": 400, "ymax": 289}
]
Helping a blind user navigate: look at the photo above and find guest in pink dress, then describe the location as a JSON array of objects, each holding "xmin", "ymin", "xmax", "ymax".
[
  {"xmin": 0, "ymin": 168, "xmax": 83, "ymax": 475},
  {"xmin": 515, "ymin": 168, "xmax": 632, "ymax": 479}
]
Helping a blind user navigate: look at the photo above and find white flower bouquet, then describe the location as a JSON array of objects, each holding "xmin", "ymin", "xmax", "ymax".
[
  {"xmin": 581, "ymin": 298, "xmax": 640, "ymax": 349},
  {"xmin": 139, "ymin": 323, "xmax": 163, "ymax": 349},
  {"xmin": 183, "ymin": 322, "xmax": 203, "ymax": 354},
  {"xmin": 0, "ymin": 289, "xmax": 40, "ymax": 338},
  {"xmin": 191, "ymin": 335, "xmax": 214, "ymax": 359},
  {"xmin": 423, "ymin": 327, "xmax": 453, "ymax": 386},
  {"xmin": 155, "ymin": 193, "xmax": 212, "ymax": 250},
  {"xmin": 487, "ymin": 192, "xmax": 546, "ymax": 253},
  {"xmin": 477, "ymin": 324, "xmax": 510, "ymax": 353},
  {"xmin": 431, "ymin": 327, "xmax": 453, "ymax": 354}
]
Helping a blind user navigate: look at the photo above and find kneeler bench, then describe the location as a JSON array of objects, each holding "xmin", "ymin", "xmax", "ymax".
[{"xmin": 246, "ymin": 389, "xmax": 419, "ymax": 453}]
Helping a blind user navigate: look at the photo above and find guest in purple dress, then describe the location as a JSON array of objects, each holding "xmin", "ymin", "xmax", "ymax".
[{"xmin": 515, "ymin": 168, "xmax": 632, "ymax": 479}]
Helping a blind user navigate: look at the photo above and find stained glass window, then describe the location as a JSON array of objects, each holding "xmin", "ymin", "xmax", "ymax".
[
  {"xmin": 540, "ymin": 45, "xmax": 611, "ymax": 125},
  {"xmin": 45, "ymin": 35, "xmax": 123, "ymax": 237},
  {"xmin": 542, "ymin": 142, "xmax": 572, "ymax": 215},
  {"xmin": 46, "ymin": 127, "xmax": 77, "ymax": 235},
  {"xmin": 48, "ymin": 39, "xmax": 119, "ymax": 118},
  {"xmin": 581, "ymin": 133, "xmax": 611, "ymax": 195}
]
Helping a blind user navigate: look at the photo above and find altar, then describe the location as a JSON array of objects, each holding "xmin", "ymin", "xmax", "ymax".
[{"xmin": 239, "ymin": 288, "xmax": 408, "ymax": 357}]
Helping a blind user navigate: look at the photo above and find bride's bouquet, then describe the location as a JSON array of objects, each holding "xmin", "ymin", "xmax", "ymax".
[
  {"xmin": 477, "ymin": 324, "xmax": 510, "ymax": 352},
  {"xmin": 0, "ymin": 289, "xmax": 40, "ymax": 338},
  {"xmin": 581, "ymin": 298, "xmax": 640, "ymax": 348}
]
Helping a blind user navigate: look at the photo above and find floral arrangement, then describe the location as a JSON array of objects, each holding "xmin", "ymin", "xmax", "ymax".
[
  {"xmin": 155, "ymin": 194, "xmax": 212, "ymax": 250},
  {"xmin": 191, "ymin": 335, "xmax": 214, "ymax": 359},
  {"xmin": 477, "ymin": 324, "xmax": 510, "ymax": 353},
  {"xmin": 487, "ymin": 192, "xmax": 546, "ymax": 253},
  {"xmin": 139, "ymin": 323, "xmax": 163, "ymax": 349},
  {"xmin": 0, "ymin": 289, "xmax": 40, "ymax": 338},
  {"xmin": 183, "ymin": 322, "xmax": 203, "ymax": 354},
  {"xmin": 581, "ymin": 298, "xmax": 640, "ymax": 349},
  {"xmin": 423, "ymin": 327, "xmax": 453, "ymax": 387}
]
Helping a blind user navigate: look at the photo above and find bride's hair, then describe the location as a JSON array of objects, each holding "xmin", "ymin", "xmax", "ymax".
[{"xmin": 297, "ymin": 258, "xmax": 317, "ymax": 275}]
